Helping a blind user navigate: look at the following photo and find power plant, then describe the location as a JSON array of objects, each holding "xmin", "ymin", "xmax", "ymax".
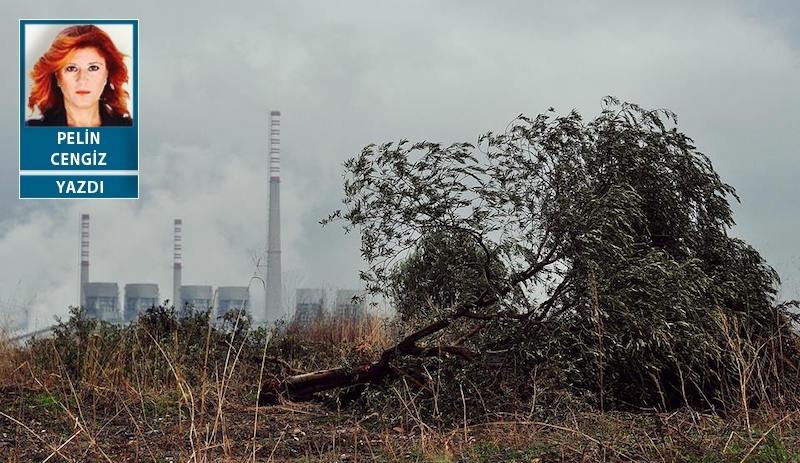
[
  {"xmin": 73, "ymin": 214, "xmax": 250, "ymax": 321},
  {"xmin": 66, "ymin": 112, "xmax": 279, "ymax": 324},
  {"xmin": 71, "ymin": 211, "xmax": 252, "ymax": 322},
  {"xmin": 9, "ymin": 110, "xmax": 364, "ymax": 330},
  {"xmin": 3, "ymin": 110, "xmax": 367, "ymax": 338}
]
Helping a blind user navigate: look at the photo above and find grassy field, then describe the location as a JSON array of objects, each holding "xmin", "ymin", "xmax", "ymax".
[{"xmin": 1, "ymin": 312, "xmax": 799, "ymax": 462}]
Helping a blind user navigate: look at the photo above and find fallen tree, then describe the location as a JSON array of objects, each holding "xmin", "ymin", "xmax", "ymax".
[{"xmin": 261, "ymin": 98, "xmax": 800, "ymax": 410}]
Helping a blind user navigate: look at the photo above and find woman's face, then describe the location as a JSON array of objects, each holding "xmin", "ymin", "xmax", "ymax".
[{"xmin": 57, "ymin": 47, "xmax": 108, "ymax": 111}]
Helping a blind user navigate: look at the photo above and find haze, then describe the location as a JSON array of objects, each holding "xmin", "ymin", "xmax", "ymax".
[{"xmin": 1, "ymin": 1, "xmax": 798, "ymax": 327}]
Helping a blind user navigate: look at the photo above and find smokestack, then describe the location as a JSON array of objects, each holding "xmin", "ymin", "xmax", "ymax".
[
  {"xmin": 79, "ymin": 214, "xmax": 89, "ymax": 308},
  {"xmin": 265, "ymin": 110, "xmax": 282, "ymax": 321},
  {"xmin": 173, "ymin": 219, "xmax": 183, "ymax": 310}
]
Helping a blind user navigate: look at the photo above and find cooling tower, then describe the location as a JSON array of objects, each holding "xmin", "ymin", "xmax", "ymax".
[
  {"xmin": 217, "ymin": 286, "xmax": 249, "ymax": 318},
  {"xmin": 84, "ymin": 282, "xmax": 119, "ymax": 322},
  {"xmin": 181, "ymin": 285, "xmax": 213, "ymax": 312},
  {"xmin": 334, "ymin": 289, "xmax": 366, "ymax": 321},
  {"xmin": 294, "ymin": 288, "xmax": 325, "ymax": 326},
  {"xmin": 124, "ymin": 283, "xmax": 158, "ymax": 322},
  {"xmin": 265, "ymin": 110, "xmax": 283, "ymax": 322}
]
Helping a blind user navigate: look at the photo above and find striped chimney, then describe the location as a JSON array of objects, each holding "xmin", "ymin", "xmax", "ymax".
[
  {"xmin": 265, "ymin": 110, "xmax": 282, "ymax": 321},
  {"xmin": 79, "ymin": 214, "xmax": 89, "ymax": 308}
]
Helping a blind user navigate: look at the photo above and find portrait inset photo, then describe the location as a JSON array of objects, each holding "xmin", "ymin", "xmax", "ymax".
[{"xmin": 23, "ymin": 23, "xmax": 134, "ymax": 128}]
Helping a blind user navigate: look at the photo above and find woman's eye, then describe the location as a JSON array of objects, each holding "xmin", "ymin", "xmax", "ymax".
[
  {"xmin": 88, "ymin": 65, "xmax": 100, "ymax": 71},
  {"xmin": 64, "ymin": 65, "xmax": 77, "ymax": 72}
]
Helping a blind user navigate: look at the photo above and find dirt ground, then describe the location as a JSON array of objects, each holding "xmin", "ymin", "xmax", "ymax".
[{"xmin": 2, "ymin": 385, "xmax": 799, "ymax": 462}]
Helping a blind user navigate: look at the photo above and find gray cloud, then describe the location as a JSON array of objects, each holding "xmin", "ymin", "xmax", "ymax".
[{"xmin": 1, "ymin": 1, "xmax": 798, "ymax": 326}]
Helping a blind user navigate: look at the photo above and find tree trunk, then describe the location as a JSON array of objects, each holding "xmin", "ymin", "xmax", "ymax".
[{"xmin": 259, "ymin": 284, "xmax": 522, "ymax": 405}]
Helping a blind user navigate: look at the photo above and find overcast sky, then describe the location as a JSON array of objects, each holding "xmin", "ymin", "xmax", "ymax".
[{"xmin": 1, "ymin": 1, "xmax": 798, "ymax": 327}]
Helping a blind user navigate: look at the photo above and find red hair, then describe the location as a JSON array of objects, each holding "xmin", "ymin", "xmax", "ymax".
[{"xmin": 28, "ymin": 25, "xmax": 130, "ymax": 119}]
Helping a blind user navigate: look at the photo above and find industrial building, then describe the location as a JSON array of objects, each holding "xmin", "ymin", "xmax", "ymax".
[
  {"xmin": 217, "ymin": 286, "xmax": 249, "ymax": 318},
  {"xmin": 65, "ymin": 111, "xmax": 296, "ymax": 327},
  {"xmin": 124, "ymin": 284, "xmax": 159, "ymax": 322},
  {"xmin": 294, "ymin": 288, "xmax": 325, "ymax": 326},
  {"xmin": 334, "ymin": 289, "xmax": 366, "ymax": 321},
  {"xmin": 180, "ymin": 285, "xmax": 213, "ymax": 312},
  {"xmin": 84, "ymin": 282, "xmax": 120, "ymax": 322},
  {"xmin": 13, "ymin": 109, "xmax": 372, "ymax": 341},
  {"xmin": 77, "ymin": 215, "xmax": 157, "ymax": 324}
]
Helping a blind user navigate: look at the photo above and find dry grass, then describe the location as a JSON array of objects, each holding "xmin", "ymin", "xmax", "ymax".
[
  {"xmin": 286, "ymin": 315, "xmax": 390, "ymax": 347},
  {"xmin": 1, "ymin": 313, "xmax": 800, "ymax": 462},
  {"xmin": 285, "ymin": 315, "xmax": 393, "ymax": 363},
  {"xmin": 2, "ymin": 393, "xmax": 799, "ymax": 461},
  {"xmin": 0, "ymin": 330, "xmax": 24, "ymax": 386}
]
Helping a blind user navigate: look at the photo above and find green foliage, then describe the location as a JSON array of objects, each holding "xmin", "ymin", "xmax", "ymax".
[
  {"xmin": 388, "ymin": 228, "xmax": 506, "ymax": 329},
  {"xmin": 329, "ymin": 97, "xmax": 800, "ymax": 411},
  {"xmin": 753, "ymin": 435, "xmax": 800, "ymax": 463},
  {"xmin": 31, "ymin": 392, "xmax": 60, "ymax": 412},
  {"xmin": 30, "ymin": 306, "xmax": 123, "ymax": 383}
]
